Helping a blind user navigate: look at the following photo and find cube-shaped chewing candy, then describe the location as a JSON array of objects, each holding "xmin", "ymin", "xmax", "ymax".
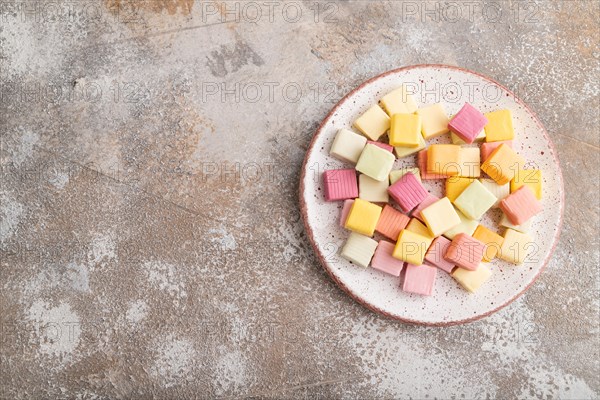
[
  {"xmin": 327, "ymin": 94, "xmax": 546, "ymax": 297},
  {"xmin": 446, "ymin": 176, "xmax": 476, "ymax": 203},
  {"xmin": 394, "ymin": 134, "xmax": 426, "ymax": 158},
  {"xmin": 421, "ymin": 197, "xmax": 461, "ymax": 236},
  {"xmin": 425, "ymin": 236, "xmax": 455, "ymax": 273},
  {"xmin": 427, "ymin": 144, "xmax": 461, "ymax": 176},
  {"xmin": 444, "ymin": 233, "xmax": 485, "ymax": 271},
  {"xmin": 405, "ymin": 218, "xmax": 435, "ymax": 246},
  {"xmin": 452, "ymin": 264, "xmax": 492, "ymax": 293},
  {"xmin": 484, "ymin": 109, "xmax": 515, "ymax": 142},
  {"xmin": 376, "ymin": 205, "xmax": 410, "ymax": 241},
  {"xmin": 323, "ymin": 169, "xmax": 358, "ymax": 201},
  {"xmin": 367, "ymin": 140, "xmax": 394, "ymax": 153},
  {"xmin": 511, "ymin": 169, "xmax": 542, "ymax": 200},
  {"xmin": 339, "ymin": 199, "xmax": 354, "ymax": 227},
  {"xmin": 443, "ymin": 207, "xmax": 478, "ymax": 240},
  {"xmin": 453, "ymin": 180, "xmax": 497, "ymax": 220},
  {"xmin": 479, "ymin": 178, "xmax": 510, "ymax": 207},
  {"xmin": 403, "ymin": 264, "xmax": 437, "ymax": 296},
  {"xmin": 344, "ymin": 198, "xmax": 382, "ymax": 236},
  {"xmin": 411, "ymin": 193, "xmax": 439, "ymax": 222},
  {"xmin": 330, "ymin": 129, "xmax": 367, "ymax": 164},
  {"xmin": 389, "ymin": 113, "xmax": 422, "ymax": 147},
  {"xmin": 481, "ymin": 140, "xmax": 513, "ymax": 162},
  {"xmin": 393, "ymin": 229, "xmax": 430, "ymax": 265},
  {"xmin": 416, "ymin": 103, "xmax": 450, "ymax": 139},
  {"xmin": 472, "ymin": 225, "xmax": 504, "ymax": 262},
  {"xmin": 328, "ymin": 98, "xmax": 544, "ymax": 296},
  {"xmin": 499, "ymin": 228, "xmax": 532, "ymax": 265},
  {"xmin": 457, "ymin": 147, "xmax": 481, "ymax": 177},
  {"xmin": 499, "ymin": 185, "xmax": 543, "ymax": 225},
  {"xmin": 380, "ymin": 86, "xmax": 418, "ymax": 115},
  {"xmin": 355, "ymin": 143, "xmax": 396, "ymax": 182},
  {"xmin": 451, "ymin": 129, "xmax": 485, "ymax": 144},
  {"xmin": 359, "ymin": 174, "xmax": 389, "ymax": 203},
  {"xmin": 418, "ymin": 149, "xmax": 446, "ymax": 179},
  {"xmin": 340, "ymin": 232, "xmax": 378, "ymax": 268},
  {"xmin": 500, "ymin": 213, "xmax": 532, "ymax": 233},
  {"xmin": 481, "ymin": 144, "xmax": 525, "ymax": 185},
  {"xmin": 353, "ymin": 105, "xmax": 390, "ymax": 141},
  {"xmin": 371, "ymin": 241, "xmax": 405, "ymax": 276},
  {"xmin": 388, "ymin": 172, "xmax": 429, "ymax": 212},
  {"xmin": 390, "ymin": 168, "xmax": 421, "ymax": 185},
  {"xmin": 448, "ymin": 103, "xmax": 489, "ymax": 144}
]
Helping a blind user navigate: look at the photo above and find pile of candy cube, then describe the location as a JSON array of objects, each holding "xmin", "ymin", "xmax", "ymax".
[{"xmin": 324, "ymin": 86, "xmax": 543, "ymax": 295}]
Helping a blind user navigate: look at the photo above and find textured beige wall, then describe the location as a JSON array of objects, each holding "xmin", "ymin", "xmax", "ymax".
[{"xmin": 1, "ymin": 1, "xmax": 598, "ymax": 398}]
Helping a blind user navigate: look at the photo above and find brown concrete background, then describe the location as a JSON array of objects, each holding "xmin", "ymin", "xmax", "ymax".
[{"xmin": 1, "ymin": 1, "xmax": 598, "ymax": 398}]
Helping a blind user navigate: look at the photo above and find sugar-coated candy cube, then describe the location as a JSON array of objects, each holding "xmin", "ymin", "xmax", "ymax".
[
  {"xmin": 344, "ymin": 198, "xmax": 382, "ymax": 236},
  {"xmin": 421, "ymin": 197, "xmax": 461, "ymax": 236},
  {"xmin": 367, "ymin": 140, "xmax": 394, "ymax": 153},
  {"xmin": 425, "ymin": 236, "xmax": 455, "ymax": 273},
  {"xmin": 446, "ymin": 176, "xmax": 476, "ymax": 203},
  {"xmin": 418, "ymin": 149, "xmax": 446, "ymax": 179},
  {"xmin": 323, "ymin": 169, "xmax": 358, "ymax": 201},
  {"xmin": 416, "ymin": 103, "xmax": 450, "ymax": 139},
  {"xmin": 448, "ymin": 103, "xmax": 489, "ymax": 144},
  {"xmin": 394, "ymin": 134, "xmax": 426, "ymax": 158},
  {"xmin": 341, "ymin": 232, "xmax": 378, "ymax": 268},
  {"xmin": 380, "ymin": 86, "xmax": 418, "ymax": 115},
  {"xmin": 330, "ymin": 128, "xmax": 367, "ymax": 164},
  {"xmin": 499, "ymin": 228, "xmax": 533, "ymax": 265},
  {"xmin": 479, "ymin": 178, "xmax": 510, "ymax": 207},
  {"xmin": 371, "ymin": 241, "xmax": 406, "ymax": 276},
  {"xmin": 453, "ymin": 180, "xmax": 497, "ymax": 220},
  {"xmin": 389, "ymin": 113, "xmax": 422, "ymax": 147},
  {"xmin": 452, "ymin": 264, "xmax": 492, "ymax": 293},
  {"xmin": 481, "ymin": 144, "xmax": 525, "ymax": 185},
  {"xmin": 472, "ymin": 225, "xmax": 504, "ymax": 262},
  {"xmin": 411, "ymin": 193, "xmax": 439, "ymax": 222},
  {"xmin": 481, "ymin": 140, "xmax": 513, "ymax": 162},
  {"xmin": 444, "ymin": 233, "xmax": 485, "ymax": 271},
  {"xmin": 355, "ymin": 143, "xmax": 396, "ymax": 182},
  {"xmin": 451, "ymin": 129, "xmax": 485, "ymax": 144},
  {"xmin": 339, "ymin": 199, "xmax": 354, "ymax": 227},
  {"xmin": 390, "ymin": 167, "xmax": 421, "ymax": 185},
  {"xmin": 393, "ymin": 229, "xmax": 430, "ymax": 265},
  {"xmin": 457, "ymin": 147, "xmax": 481, "ymax": 177},
  {"xmin": 484, "ymin": 109, "xmax": 515, "ymax": 142},
  {"xmin": 359, "ymin": 174, "xmax": 389, "ymax": 203},
  {"xmin": 403, "ymin": 264, "xmax": 437, "ymax": 296},
  {"xmin": 405, "ymin": 218, "xmax": 435, "ymax": 246},
  {"xmin": 443, "ymin": 208, "xmax": 478, "ymax": 240},
  {"xmin": 376, "ymin": 205, "xmax": 410, "ymax": 241},
  {"xmin": 388, "ymin": 172, "xmax": 429, "ymax": 212},
  {"xmin": 353, "ymin": 105, "xmax": 390, "ymax": 141},
  {"xmin": 427, "ymin": 144, "xmax": 461, "ymax": 176},
  {"xmin": 500, "ymin": 213, "xmax": 532, "ymax": 233},
  {"xmin": 511, "ymin": 169, "xmax": 542, "ymax": 200},
  {"xmin": 499, "ymin": 185, "xmax": 543, "ymax": 225}
]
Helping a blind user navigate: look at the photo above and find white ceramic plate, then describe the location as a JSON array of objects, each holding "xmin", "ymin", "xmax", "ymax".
[{"xmin": 299, "ymin": 65, "xmax": 564, "ymax": 325}]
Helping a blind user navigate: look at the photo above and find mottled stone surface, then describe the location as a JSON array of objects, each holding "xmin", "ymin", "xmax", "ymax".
[{"xmin": 1, "ymin": 1, "xmax": 598, "ymax": 398}]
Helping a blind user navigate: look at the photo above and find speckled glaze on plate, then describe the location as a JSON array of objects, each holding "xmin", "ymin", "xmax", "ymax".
[{"xmin": 299, "ymin": 65, "xmax": 564, "ymax": 326}]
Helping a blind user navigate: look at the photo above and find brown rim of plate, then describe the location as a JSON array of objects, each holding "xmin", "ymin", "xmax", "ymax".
[{"xmin": 298, "ymin": 64, "xmax": 565, "ymax": 326}]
